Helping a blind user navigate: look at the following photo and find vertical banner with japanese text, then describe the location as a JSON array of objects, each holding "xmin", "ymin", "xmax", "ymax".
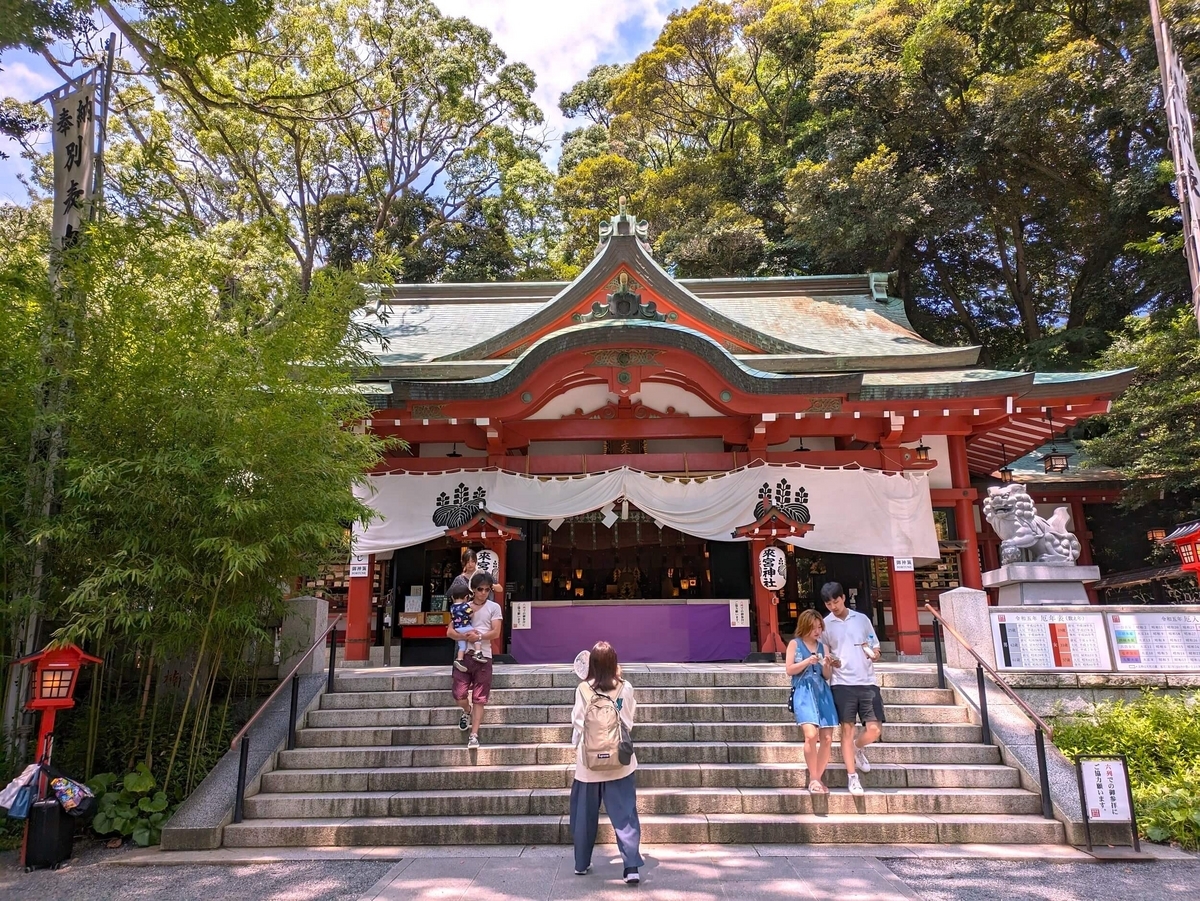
[
  {"xmin": 1150, "ymin": 0, "xmax": 1200, "ymax": 328},
  {"xmin": 51, "ymin": 84, "xmax": 96, "ymax": 245}
]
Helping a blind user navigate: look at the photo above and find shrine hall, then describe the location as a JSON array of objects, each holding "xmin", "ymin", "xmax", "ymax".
[{"xmin": 336, "ymin": 205, "xmax": 1133, "ymax": 665}]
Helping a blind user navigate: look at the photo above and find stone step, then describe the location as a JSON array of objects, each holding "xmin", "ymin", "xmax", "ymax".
[
  {"xmin": 222, "ymin": 812, "xmax": 1063, "ymax": 847},
  {"xmin": 294, "ymin": 721, "xmax": 983, "ymax": 748},
  {"xmin": 276, "ymin": 741, "xmax": 1000, "ymax": 770},
  {"xmin": 262, "ymin": 761, "xmax": 1021, "ymax": 794},
  {"xmin": 319, "ymin": 685, "xmax": 956, "ymax": 710},
  {"xmin": 244, "ymin": 786, "xmax": 1043, "ymax": 819},
  {"xmin": 306, "ymin": 701, "xmax": 967, "ymax": 729},
  {"xmin": 332, "ymin": 668, "xmax": 942, "ymax": 694}
]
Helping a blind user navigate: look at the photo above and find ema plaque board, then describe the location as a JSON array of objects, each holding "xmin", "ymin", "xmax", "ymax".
[
  {"xmin": 1107, "ymin": 611, "xmax": 1200, "ymax": 672},
  {"xmin": 991, "ymin": 610, "xmax": 1112, "ymax": 671}
]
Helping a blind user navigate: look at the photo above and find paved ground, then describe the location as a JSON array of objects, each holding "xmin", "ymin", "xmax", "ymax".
[
  {"xmin": 2, "ymin": 841, "xmax": 1197, "ymax": 900},
  {"xmin": 884, "ymin": 858, "xmax": 1200, "ymax": 901}
]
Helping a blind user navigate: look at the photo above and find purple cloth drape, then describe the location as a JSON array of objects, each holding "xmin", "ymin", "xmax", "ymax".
[{"xmin": 508, "ymin": 603, "xmax": 750, "ymax": 663}]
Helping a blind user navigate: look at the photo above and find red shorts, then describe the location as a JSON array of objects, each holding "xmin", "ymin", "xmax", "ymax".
[{"xmin": 451, "ymin": 655, "xmax": 493, "ymax": 705}]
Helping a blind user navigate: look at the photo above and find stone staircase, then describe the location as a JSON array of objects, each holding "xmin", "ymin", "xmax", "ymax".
[{"xmin": 223, "ymin": 664, "xmax": 1064, "ymax": 847}]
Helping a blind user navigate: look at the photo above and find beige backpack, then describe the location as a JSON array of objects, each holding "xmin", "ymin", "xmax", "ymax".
[{"xmin": 579, "ymin": 681, "xmax": 625, "ymax": 770}]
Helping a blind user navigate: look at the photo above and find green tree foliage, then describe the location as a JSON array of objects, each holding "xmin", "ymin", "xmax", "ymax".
[
  {"xmin": 0, "ymin": 206, "xmax": 381, "ymax": 792},
  {"xmin": 0, "ymin": 0, "xmax": 271, "ymax": 152},
  {"xmin": 557, "ymin": 0, "xmax": 1193, "ymax": 367},
  {"xmin": 1082, "ymin": 310, "xmax": 1200, "ymax": 513},
  {"xmin": 103, "ymin": 0, "xmax": 546, "ymax": 287}
]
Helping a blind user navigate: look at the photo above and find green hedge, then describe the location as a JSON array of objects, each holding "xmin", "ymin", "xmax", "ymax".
[{"xmin": 1053, "ymin": 691, "xmax": 1200, "ymax": 849}]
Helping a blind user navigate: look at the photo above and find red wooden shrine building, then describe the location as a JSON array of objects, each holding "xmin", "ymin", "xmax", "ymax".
[{"xmin": 337, "ymin": 205, "xmax": 1132, "ymax": 664}]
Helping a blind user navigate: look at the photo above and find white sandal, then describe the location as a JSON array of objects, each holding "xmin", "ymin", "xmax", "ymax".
[{"xmin": 808, "ymin": 780, "xmax": 827, "ymax": 793}]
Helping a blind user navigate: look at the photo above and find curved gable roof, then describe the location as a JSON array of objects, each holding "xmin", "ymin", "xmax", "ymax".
[{"xmin": 434, "ymin": 230, "xmax": 825, "ymax": 361}]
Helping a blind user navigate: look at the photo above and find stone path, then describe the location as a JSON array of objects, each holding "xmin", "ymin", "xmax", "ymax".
[{"xmin": 4, "ymin": 842, "xmax": 1196, "ymax": 900}]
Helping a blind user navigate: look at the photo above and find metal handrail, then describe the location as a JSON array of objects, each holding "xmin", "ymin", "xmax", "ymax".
[
  {"xmin": 231, "ymin": 614, "xmax": 342, "ymax": 824},
  {"xmin": 924, "ymin": 603, "xmax": 1056, "ymax": 820},
  {"xmin": 924, "ymin": 604, "xmax": 1052, "ymax": 736}
]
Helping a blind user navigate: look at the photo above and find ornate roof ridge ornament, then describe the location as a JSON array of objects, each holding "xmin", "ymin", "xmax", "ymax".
[
  {"xmin": 576, "ymin": 271, "xmax": 666, "ymax": 322},
  {"xmin": 599, "ymin": 194, "xmax": 649, "ymax": 243}
]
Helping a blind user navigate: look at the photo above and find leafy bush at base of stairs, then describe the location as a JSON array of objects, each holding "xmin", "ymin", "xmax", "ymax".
[
  {"xmin": 87, "ymin": 764, "xmax": 178, "ymax": 847},
  {"xmin": 1053, "ymin": 691, "xmax": 1200, "ymax": 850}
]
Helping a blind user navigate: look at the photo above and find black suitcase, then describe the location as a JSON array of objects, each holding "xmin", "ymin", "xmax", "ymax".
[{"xmin": 25, "ymin": 798, "xmax": 74, "ymax": 870}]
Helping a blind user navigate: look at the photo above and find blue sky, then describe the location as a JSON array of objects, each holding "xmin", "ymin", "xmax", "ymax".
[{"xmin": 0, "ymin": 1, "xmax": 676, "ymax": 203}]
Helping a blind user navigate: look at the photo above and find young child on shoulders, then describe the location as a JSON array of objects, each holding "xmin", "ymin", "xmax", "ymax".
[{"xmin": 449, "ymin": 582, "xmax": 486, "ymax": 673}]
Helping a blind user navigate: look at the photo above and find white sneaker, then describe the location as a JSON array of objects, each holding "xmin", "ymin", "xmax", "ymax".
[
  {"xmin": 847, "ymin": 773, "xmax": 865, "ymax": 795},
  {"xmin": 854, "ymin": 744, "xmax": 871, "ymax": 773},
  {"xmin": 467, "ymin": 734, "xmax": 480, "ymax": 749}
]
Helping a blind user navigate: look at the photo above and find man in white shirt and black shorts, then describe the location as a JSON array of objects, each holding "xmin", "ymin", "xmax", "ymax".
[
  {"xmin": 821, "ymin": 581, "xmax": 883, "ymax": 796},
  {"xmin": 446, "ymin": 571, "xmax": 503, "ymax": 750}
]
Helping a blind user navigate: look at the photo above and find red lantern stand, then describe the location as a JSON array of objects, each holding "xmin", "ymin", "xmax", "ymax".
[
  {"xmin": 446, "ymin": 511, "xmax": 524, "ymax": 655},
  {"xmin": 1163, "ymin": 520, "xmax": 1200, "ymax": 577},
  {"xmin": 13, "ymin": 644, "xmax": 102, "ymax": 867},
  {"xmin": 733, "ymin": 508, "xmax": 814, "ymax": 657}
]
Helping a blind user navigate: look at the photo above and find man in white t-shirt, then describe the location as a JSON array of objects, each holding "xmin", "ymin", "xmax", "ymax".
[
  {"xmin": 821, "ymin": 581, "xmax": 883, "ymax": 797},
  {"xmin": 446, "ymin": 571, "xmax": 503, "ymax": 749}
]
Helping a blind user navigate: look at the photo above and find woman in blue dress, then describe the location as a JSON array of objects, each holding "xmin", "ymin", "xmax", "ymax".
[{"xmin": 785, "ymin": 609, "xmax": 839, "ymax": 793}]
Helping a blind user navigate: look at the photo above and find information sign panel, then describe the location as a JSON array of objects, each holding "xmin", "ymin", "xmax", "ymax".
[
  {"xmin": 893, "ymin": 557, "xmax": 915, "ymax": 572},
  {"xmin": 991, "ymin": 610, "xmax": 1112, "ymax": 671},
  {"xmin": 1106, "ymin": 611, "xmax": 1200, "ymax": 672},
  {"xmin": 1075, "ymin": 755, "xmax": 1140, "ymax": 853},
  {"xmin": 348, "ymin": 554, "xmax": 369, "ymax": 578},
  {"xmin": 729, "ymin": 598, "xmax": 750, "ymax": 629},
  {"xmin": 1080, "ymin": 758, "xmax": 1132, "ymax": 822},
  {"xmin": 511, "ymin": 601, "xmax": 532, "ymax": 630}
]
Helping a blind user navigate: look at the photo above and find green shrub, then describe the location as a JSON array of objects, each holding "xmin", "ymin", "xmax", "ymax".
[
  {"xmin": 1053, "ymin": 691, "xmax": 1200, "ymax": 849},
  {"xmin": 87, "ymin": 764, "xmax": 177, "ymax": 847},
  {"xmin": 1137, "ymin": 761, "xmax": 1200, "ymax": 850}
]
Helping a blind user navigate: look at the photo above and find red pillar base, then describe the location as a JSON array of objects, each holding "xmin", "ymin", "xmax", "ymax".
[
  {"xmin": 888, "ymin": 559, "xmax": 923, "ymax": 657},
  {"xmin": 956, "ymin": 498, "xmax": 984, "ymax": 590},
  {"xmin": 345, "ymin": 554, "xmax": 374, "ymax": 662}
]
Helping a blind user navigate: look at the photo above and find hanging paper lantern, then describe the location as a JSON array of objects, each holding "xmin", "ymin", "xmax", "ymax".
[
  {"xmin": 758, "ymin": 546, "xmax": 786, "ymax": 591},
  {"xmin": 475, "ymin": 549, "xmax": 499, "ymax": 576}
]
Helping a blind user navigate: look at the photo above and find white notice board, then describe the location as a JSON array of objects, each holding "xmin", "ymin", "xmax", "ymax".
[
  {"xmin": 1080, "ymin": 759, "xmax": 1132, "ymax": 822},
  {"xmin": 729, "ymin": 598, "xmax": 750, "ymax": 629},
  {"xmin": 511, "ymin": 601, "xmax": 532, "ymax": 630},
  {"xmin": 991, "ymin": 610, "xmax": 1112, "ymax": 671},
  {"xmin": 1107, "ymin": 611, "xmax": 1200, "ymax": 672},
  {"xmin": 348, "ymin": 554, "xmax": 369, "ymax": 578}
]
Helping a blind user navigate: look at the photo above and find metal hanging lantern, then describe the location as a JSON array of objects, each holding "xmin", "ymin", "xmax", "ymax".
[
  {"xmin": 1041, "ymin": 409, "xmax": 1072, "ymax": 473},
  {"xmin": 998, "ymin": 441, "xmax": 1014, "ymax": 484}
]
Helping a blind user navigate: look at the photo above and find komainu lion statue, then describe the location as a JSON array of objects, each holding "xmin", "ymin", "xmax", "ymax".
[{"xmin": 982, "ymin": 484, "xmax": 1081, "ymax": 565}]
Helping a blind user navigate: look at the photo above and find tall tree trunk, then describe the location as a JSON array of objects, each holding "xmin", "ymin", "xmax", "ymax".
[
  {"xmin": 993, "ymin": 216, "xmax": 1042, "ymax": 342},
  {"xmin": 931, "ymin": 252, "xmax": 989, "ymax": 356}
]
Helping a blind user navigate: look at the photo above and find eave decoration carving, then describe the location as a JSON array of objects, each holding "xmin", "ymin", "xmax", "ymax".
[
  {"xmin": 575, "ymin": 272, "xmax": 666, "ymax": 323},
  {"xmin": 563, "ymin": 399, "xmax": 688, "ymax": 420}
]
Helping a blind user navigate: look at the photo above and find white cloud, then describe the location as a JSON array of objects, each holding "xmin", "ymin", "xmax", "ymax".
[
  {"xmin": 1, "ymin": 59, "xmax": 59, "ymax": 98},
  {"xmin": 434, "ymin": 0, "xmax": 673, "ymax": 148}
]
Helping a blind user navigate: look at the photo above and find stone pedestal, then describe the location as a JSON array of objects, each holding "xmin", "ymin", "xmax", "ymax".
[
  {"xmin": 280, "ymin": 595, "xmax": 329, "ymax": 676},
  {"xmin": 981, "ymin": 564, "xmax": 1100, "ymax": 606},
  {"xmin": 936, "ymin": 587, "xmax": 995, "ymax": 669}
]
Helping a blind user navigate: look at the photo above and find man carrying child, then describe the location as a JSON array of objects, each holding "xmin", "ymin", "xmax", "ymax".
[
  {"xmin": 446, "ymin": 571, "xmax": 503, "ymax": 750},
  {"xmin": 449, "ymin": 583, "xmax": 487, "ymax": 672}
]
